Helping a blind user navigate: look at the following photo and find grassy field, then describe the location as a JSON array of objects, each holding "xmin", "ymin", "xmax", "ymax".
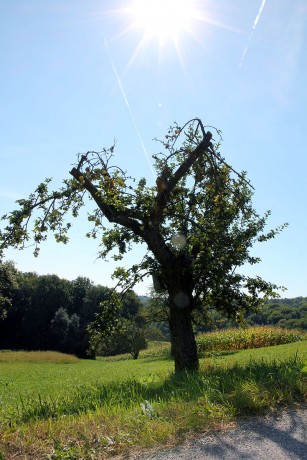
[{"xmin": 0, "ymin": 330, "xmax": 306, "ymax": 459}]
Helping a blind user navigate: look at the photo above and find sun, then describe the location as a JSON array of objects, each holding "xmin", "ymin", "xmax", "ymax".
[{"xmin": 128, "ymin": 0, "xmax": 198, "ymax": 43}]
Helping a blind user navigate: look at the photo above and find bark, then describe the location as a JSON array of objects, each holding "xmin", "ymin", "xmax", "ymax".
[{"xmin": 168, "ymin": 286, "xmax": 199, "ymax": 372}]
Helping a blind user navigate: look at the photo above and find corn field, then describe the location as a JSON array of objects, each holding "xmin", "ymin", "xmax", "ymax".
[{"xmin": 196, "ymin": 326, "xmax": 305, "ymax": 353}]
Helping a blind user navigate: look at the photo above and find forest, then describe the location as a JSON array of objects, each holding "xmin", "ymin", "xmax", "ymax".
[
  {"xmin": 0, "ymin": 259, "xmax": 146, "ymax": 358},
  {"xmin": 200, "ymin": 296, "xmax": 307, "ymax": 331},
  {"xmin": 1, "ymin": 258, "xmax": 306, "ymax": 359}
]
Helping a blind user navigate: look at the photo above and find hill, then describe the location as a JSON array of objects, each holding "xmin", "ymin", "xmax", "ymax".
[{"xmin": 248, "ymin": 297, "xmax": 307, "ymax": 330}]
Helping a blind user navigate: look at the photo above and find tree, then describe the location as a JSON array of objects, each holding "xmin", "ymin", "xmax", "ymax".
[
  {"xmin": 0, "ymin": 118, "xmax": 286, "ymax": 372},
  {"xmin": 70, "ymin": 276, "xmax": 93, "ymax": 316},
  {"xmin": 141, "ymin": 286, "xmax": 171, "ymax": 342},
  {"xmin": 0, "ymin": 271, "xmax": 39, "ymax": 349},
  {"xmin": 92, "ymin": 315, "xmax": 147, "ymax": 359},
  {"xmin": 121, "ymin": 289, "xmax": 143, "ymax": 320},
  {"xmin": 0, "ymin": 259, "xmax": 18, "ymax": 320},
  {"xmin": 119, "ymin": 319, "xmax": 147, "ymax": 359},
  {"xmin": 88, "ymin": 289, "xmax": 146, "ymax": 359},
  {"xmin": 50, "ymin": 307, "xmax": 71, "ymax": 350},
  {"xmin": 20, "ymin": 274, "xmax": 72, "ymax": 350}
]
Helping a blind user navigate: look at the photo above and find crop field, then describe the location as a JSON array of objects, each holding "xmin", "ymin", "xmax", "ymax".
[
  {"xmin": 196, "ymin": 326, "xmax": 306, "ymax": 352},
  {"xmin": 0, "ymin": 329, "xmax": 306, "ymax": 459}
]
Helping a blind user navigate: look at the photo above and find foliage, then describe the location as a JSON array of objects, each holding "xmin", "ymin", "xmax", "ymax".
[
  {"xmin": 0, "ymin": 118, "xmax": 287, "ymax": 371},
  {"xmin": 1, "ymin": 256, "xmax": 305, "ymax": 361},
  {"xmin": 195, "ymin": 296, "xmax": 307, "ymax": 331},
  {"xmin": 0, "ymin": 259, "xmax": 18, "ymax": 319},
  {"xmin": 88, "ymin": 291, "xmax": 147, "ymax": 359},
  {"xmin": 50, "ymin": 307, "xmax": 71, "ymax": 349},
  {"xmin": 248, "ymin": 297, "xmax": 307, "ymax": 330},
  {"xmin": 87, "ymin": 292, "xmax": 122, "ymax": 357},
  {"xmin": 119, "ymin": 319, "xmax": 147, "ymax": 359},
  {"xmin": 144, "ymin": 289, "xmax": 307, "ymax": 334},
  {"xmin": 100, "ymin": 318, "xmax": 147, "ymax": 359},
  {"xmin": 0, "ymin": 267, "xmax": 141, "ymax": 358},
  {"xmin": 141, "ymin": 287, "xmax": 170, "ymax": 341},
  {"xmin": 0, "ymin": 263, "xmax": 145, "ymax": 359}
]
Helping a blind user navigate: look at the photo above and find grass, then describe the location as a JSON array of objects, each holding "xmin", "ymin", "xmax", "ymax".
[
  {"xmin": 0, "ymin": 332, "xmax": 306, "ymax": 459},
  {"xmin": 0, "ymin": 351, "xmax": 80, "ymax": 364}
]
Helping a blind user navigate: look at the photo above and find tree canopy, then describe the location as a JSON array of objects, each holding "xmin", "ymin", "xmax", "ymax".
[
  {"xmin": 0, "ymin": 259, "xmax": 18, "ymax": 319},
  {"xmin": 0, "ymin": 265, "xmax": 145, "ymax": 357},
  {"xmin": 0, "ymin": 118, "xmax": 286, "ymax": 371}
]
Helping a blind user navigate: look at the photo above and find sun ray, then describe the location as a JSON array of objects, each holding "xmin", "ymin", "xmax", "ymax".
[
  {"xmin": 94, "ymin": 1, "xmax": 246, "ymax": 73},
  {"xmin": 98, "ymin": 1, "xmax": 248, "ymax": 85},
  {"xmin": 129, "ymin": 0, "xmax": 194, "ymax": 41},
  {"xmin": 125, "ymin": 34, "xmax": 151, "ymax": 72}
]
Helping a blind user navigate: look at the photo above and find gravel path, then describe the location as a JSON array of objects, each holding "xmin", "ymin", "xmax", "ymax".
[{"xmin": 128, "ymin": 405, "xmax": 306, "ymax": 460}]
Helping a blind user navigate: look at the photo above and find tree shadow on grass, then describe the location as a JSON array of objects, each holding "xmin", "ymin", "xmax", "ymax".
[
  {"xmin": 199, "ymin": 350, "xmax": 239, "ymax": 359},
  {"xmin": 14, "ymin": 356, "xmax": 304, "ymax": 425},
  {"xmin": 141, "ymin": 354, "xmax": 172, "ymax": 363}
]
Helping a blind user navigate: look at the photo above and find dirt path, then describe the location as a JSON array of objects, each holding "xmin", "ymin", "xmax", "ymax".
[{"xmin": 128, "ymin": 405, "xmax": 306, "ymax": 460}]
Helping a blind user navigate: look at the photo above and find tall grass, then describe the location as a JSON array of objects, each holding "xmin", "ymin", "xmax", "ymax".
[
  {"xmin": 197, "ymin": 326, "xmax": 305, "ymax": 353},
  {"xmin": 1, "ymin": 349, "xmax": 305, "ymax": 459},
  {"xmin": 0, "ymin": 351, "xmax": 79, "ymax": 364},
  {"xmin": 8, "ymin": 355, "xmax": 304, "ymax": 427}
]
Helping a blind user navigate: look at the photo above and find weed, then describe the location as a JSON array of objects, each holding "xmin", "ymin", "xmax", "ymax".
[{"xmin": 48, "ymin": 438, "xmax": 90, "ymax": 460}]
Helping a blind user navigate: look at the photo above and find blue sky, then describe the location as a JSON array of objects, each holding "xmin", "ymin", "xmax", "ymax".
[{"xmin": 0, "ymin": 0, "xmax": 306, "ymax": 297}]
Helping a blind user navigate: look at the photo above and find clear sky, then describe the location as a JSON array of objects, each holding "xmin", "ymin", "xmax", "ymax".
[{"xmin": 0, "ymin": 0, "xmax": 306, "ymax": 298}]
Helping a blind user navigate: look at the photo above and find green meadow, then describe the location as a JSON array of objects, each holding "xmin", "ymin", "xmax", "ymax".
[{"xmin": 0, "ymin": 328, "xmax": 306, "ymax": 459}]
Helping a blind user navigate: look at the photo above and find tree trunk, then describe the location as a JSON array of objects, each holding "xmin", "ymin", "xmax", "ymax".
[{"xmin": 168, "ymin": 291, "xmax": 199, "ymax": 372}]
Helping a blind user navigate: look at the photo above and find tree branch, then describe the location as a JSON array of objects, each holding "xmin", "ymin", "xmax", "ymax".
[
  {"xmin": 154, "ymin": 131, "xmax": 213, "ymax": 216},
  {"xmin": 69, "ymin": 167, "xmax": 143, "ymax": 235}
]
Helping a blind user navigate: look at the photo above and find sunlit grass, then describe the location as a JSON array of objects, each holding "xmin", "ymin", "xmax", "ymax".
[
  {"xmin": 0, "ymin": 351, "xmax": 172, "ymax": 416},
  {"xmin": 9, "ymin": 355, "xmax": 304, "ymax": 426},
  {"xmin": 0, "ymin": 333, "xmax": 306, "ymax": 459},
  {"xmin": 103, "ymin": 340, "xmax": 171, "ymax": 361},
  {"xmin": 0, "ymin": 350, "xmax": 79, "ymax": 364}
]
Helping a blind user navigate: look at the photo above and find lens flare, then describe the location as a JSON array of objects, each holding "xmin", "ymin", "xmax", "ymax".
[{"xmin": 129, "ymin": 0, "xmax": 195, "ymax": 41}]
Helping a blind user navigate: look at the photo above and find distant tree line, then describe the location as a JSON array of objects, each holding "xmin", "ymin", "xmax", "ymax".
[
  {"xmin": 1, "ymin": 259, "xmax": 306, "ymax": 359},
  {"xmin": 142, "ymin": 291, "xmax": 307, "ymax": 334},
  {"xmin": 247, "ymin": 297, "xmax": 307, "ymax": 330},
  {"xmin": 190, "ymin": 297, "xmax": 307, "ymax": 332},
  {"xmin": 0, "ymin": 259, "xmax": 146, "ymax": 358}
]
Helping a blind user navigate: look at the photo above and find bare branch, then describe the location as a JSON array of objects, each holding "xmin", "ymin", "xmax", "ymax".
[{"xmin": 154, "ymin": 131, "xmax": 213, "ymax": 216}]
